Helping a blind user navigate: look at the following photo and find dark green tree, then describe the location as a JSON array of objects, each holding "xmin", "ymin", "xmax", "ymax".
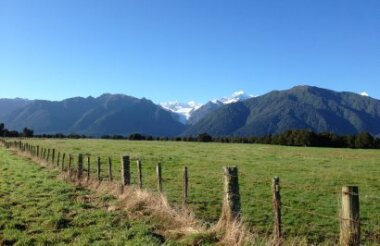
[
  {"xmin": 22, "ymin": 128, "xmax": 34, "ymax": 138},
  {"xmin": 128, "ymin": 133, "xmax": 145, "ymax": 140},
  {"xmin": 197, "ymin": 133, "xmax": 212, "ymax": 142},
  {"xmin": 0, "ymin": 123, "xmax": 4, "ymax": 136},
  {"xmin": 355, "ymin": 132, "xmax": 374, "ymax": 148}
]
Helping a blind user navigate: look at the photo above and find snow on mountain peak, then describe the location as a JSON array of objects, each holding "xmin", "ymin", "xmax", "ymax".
[
  {"xmin": 160, "ymin": 101, "xmax": 202, "ymax": 121},
  {"xmin": 213, "ymin": 90, "xmax": 253, "ymax": 104},
  {"xmin": 232, "ymin": 90, "xmax": 245, "ymax": 97},
  {"xmin": 161, "ymin": 90, "xmax": 254, "ymax": 123}
]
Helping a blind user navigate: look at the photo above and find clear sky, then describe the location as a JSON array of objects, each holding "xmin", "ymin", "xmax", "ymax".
[{"xmin": 0, "ymin": 0, "xmax": 379, "ymax": 103}]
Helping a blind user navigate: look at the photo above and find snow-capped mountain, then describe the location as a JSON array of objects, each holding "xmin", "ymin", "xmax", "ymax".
[
  {"xmin": 161, "ymin": 91, "xmax": 254, "ymax": 124},
  {"xmin": 212, "ymin": 90, "xmax": 253, "ymax": 104},
  {"xmin": 160, "ymin": 101, "xmax": 202, "ymax": 123}
]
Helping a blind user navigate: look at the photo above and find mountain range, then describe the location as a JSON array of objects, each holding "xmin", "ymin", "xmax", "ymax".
[
  {"xmin": 0, "ymin": 86, "xmax": 379, "ymax": 137},
  {"xmin": 160, "ymin": 91, "xmax": 253, "ymax": 124},
  {"xmin": 0, "ymin": 94, "xmax": 184, "ymax": 136}
]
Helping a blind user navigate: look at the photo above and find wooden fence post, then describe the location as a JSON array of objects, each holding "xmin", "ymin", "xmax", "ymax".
[
  {"xmin": 87, "ymin": 155, "xmax": 90, "ymax": 180},
  {"xmin": 62, "ymin": 153, "xmax": 66, "ymax": 171},
  {"xmin": 68, "ymin": 154, "xmax": 72, "ymax": 175},
  {"xmin": 47, "ymin": 149, "xmax": 50, "ymax": 162},
  {"xmin": 222, "ymin": 166, "xmax": 241, "ymax": 222},
  {"xmin": 108, "ymin": 157, "xmax": 113, "ymax": 181},
  {"xmin": 272, "ymin": 177, "xmax": 282, "ymax": 244},
  {"xmin": 77, "ymin": 154, "xmax": 83, "ymax": 179},
  {"xmin": 156, "ymin": 163, "xmax": 162, "ymax": 193},
  {"xmin": 137, "ymin": 159, "xmax": 142, "ymax": 189},
  {"xmin": 52, "ymin": 149, "xmax": 55, "ymax": 164},
  {"xmin": 56, "ymin": 152, "xmax": 60, "ymax": 167},
  {"xmin": 340, "ymin": 186, "xmax": 360, "ymax": 246},
  {"xmin": 183, "ymin": 166, "xmax": 189, "ymax": 207},
  {"xmin": 97, "ymin": 157, "xmax": 101, "ymax": 181},
  {"xmin": 121, "ymin": 155, "xmax": 130, "ymax": 185}
]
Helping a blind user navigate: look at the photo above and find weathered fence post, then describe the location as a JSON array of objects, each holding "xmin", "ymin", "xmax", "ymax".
[
  {"xmin": 97, "ymin": 157, "xmax": 101, "ymax": 181},
  {"xmin": 156, "ymin": 163, "xmax": 162, "ymax": 193},
  {"xmin": 62, "ymin": 153, "xmax": 66, "ymax": 171},
  {"xmin": 222, "ymin": 166, "xmax": 241, "ymax": 222},
  {"xmin": 108, "ymin": 157, "xmax": 113, "ymax": 181},
  {"xmin": 340, "ymin": 186, "xmax": 360, "ymax": 246},
  {"xmin": 137, "ymin": 159, "xmax": 142, "ymax": 189},
  {"xmin": 183, "ymin": 166, "xmax": 189, "ymax": 207},
  {"xmin": 121, "ymin": 155, "xmax": 130, "ymax": 185},
  {"xmin": 87, "ymin": 155, "xmax": 90, "ymax": 181},
  {"xmin": 57, "ymin": 152, "xmax": 60, "ymax": 167},
  {"xmin": 77, "ymin": 154, "xmax": 83, "ymax": 179},
  {"xmin": 68, "ymin": 154, "xmax": 72, "ymax": 175},
  {"xmin": 272, "ymin": 176, "xmax": 282, "ymax": 245},
  {"xmin": 47, "ymin": 149, "xmax": 50, "ymax": 162},
  {"xmin": 52, "ymin": 149, "xmax": 55, "ymax": 164}
]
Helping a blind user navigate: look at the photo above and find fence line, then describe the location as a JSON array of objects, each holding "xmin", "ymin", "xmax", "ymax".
[{"xmin": 0, "ymin": 139, "xmax": 378, "ymax": 245}]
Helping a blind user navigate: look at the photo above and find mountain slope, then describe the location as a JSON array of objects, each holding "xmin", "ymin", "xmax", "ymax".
[
  {"xmin": 0, "ymin": 98, "xmax": 31, "ymax": 118},
  {"xmin": 160, "ymin": 91, "xmax": 252, "ymax": 125},
  {"xmin": 3, "ymin": 94, "xmax": 185, "ymax": 136},
  {"xmin": 184, "ymin": 91, "xmax": 253, "ymax": 125},
  {"xmin": 184, "ymin": 86, "xmax": 380, "ymax": 136},
  {"xmin": 188, "ymin": 102, "xmax": 250, "ymax": 136},
  {"xmin": 187, "ymin": 101, "xmax": 223, "ymax": 125}
]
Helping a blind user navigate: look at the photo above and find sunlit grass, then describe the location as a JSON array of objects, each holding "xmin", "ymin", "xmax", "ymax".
[
  {"xmin": 19, "ymin": 138, "xmax": 380, "ymax": 244},
  {"xmin": 0, "ymin": 147, "xmax": 165, "ymax": 245}
]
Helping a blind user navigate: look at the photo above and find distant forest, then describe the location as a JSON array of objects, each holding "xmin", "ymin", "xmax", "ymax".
[
  {"xmin": 1, "ymin": 122, "xmax": 379, "ymax": 149},
  {"xmin": 0, "ymin": 123, "xmax": 34, "ymax": 138}
]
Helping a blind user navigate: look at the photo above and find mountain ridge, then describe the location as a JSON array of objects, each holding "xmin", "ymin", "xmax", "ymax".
[
  {"xmin": 0, "ymin": 86, "xmax": 378, "ymax": 137},
  {"xmin": 1, "ymin": 94, "xmax": 185, "ymax": 137},
  {"xmin": 161, "ymin": 91, "xmax": 254, "ymax": 125},
  {"xmin": 184, "ymin": 85, "xmax": 380, "ymax": 136}
]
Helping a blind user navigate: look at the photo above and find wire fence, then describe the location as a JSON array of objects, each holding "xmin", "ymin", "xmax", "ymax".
[{"xmin": 1, "ymin": 139, "xmax": 379, "ymax": 244}]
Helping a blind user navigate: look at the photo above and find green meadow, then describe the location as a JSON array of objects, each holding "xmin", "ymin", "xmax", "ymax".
[
  {"xmin": 13, "ymin": 139, "xmax": 380, "ymax": 244},
  {"xmin": 0, "ymin": 147, "xmax": 170, "ymax": 245}
]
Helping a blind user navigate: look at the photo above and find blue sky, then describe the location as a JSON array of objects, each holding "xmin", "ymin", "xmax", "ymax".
[{"xmin": 0, "ymin": 0, "xmax": 379, "ymax": 103}]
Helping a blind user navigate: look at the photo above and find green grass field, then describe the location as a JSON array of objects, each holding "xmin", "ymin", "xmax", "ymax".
[
  {"xmin": 0, "ymin": 147, "xmax": 173, "ymax": 245},
  {"xmin": 14, "ymin": 139, "xmax": 380, "ymax": 244}
]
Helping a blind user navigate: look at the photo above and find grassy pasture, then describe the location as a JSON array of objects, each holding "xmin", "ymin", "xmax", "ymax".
[
  {"xmin": 0, "ymin": 147, "xmax": 168, "ymax": 245},
  {"xmin": 21, "ymin": 139, "xmax": 380, "ymax": 244}
]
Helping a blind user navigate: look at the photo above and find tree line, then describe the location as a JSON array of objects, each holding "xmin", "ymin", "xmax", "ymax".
[
  {"xmin": 1, "ymin": 122, "xmax": 379, "ymax": 149},
  {"xmin": 0, "ymin": 123, "xmax": 34, "ymax": 138},
  {"xmin": 106, "ymin": 130, "xmax": 380, "ymax": 149},
  {"xmin": 211, "ymin": 130, "xmax": 380, "ymax": 149}
]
